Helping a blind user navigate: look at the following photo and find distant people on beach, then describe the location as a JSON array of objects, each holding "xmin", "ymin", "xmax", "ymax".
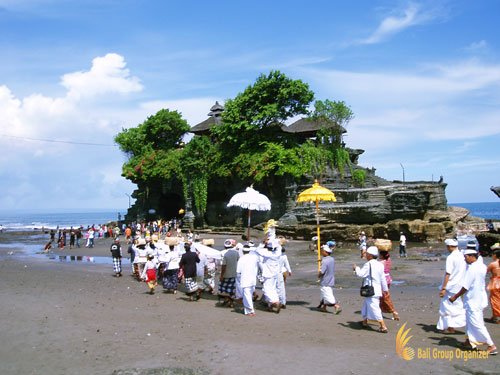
[
  {"xmin": 399, "ymin": 232, "xmax": 407, "ymax": 258},
  {"xmin": 358, "ymin": 231, "xmax": 367, "ymax": 258}
]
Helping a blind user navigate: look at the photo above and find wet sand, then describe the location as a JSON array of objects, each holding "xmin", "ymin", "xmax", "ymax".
[{"xmin": 0, "ymin": 231, "xmax": 498, "ymax": 375}]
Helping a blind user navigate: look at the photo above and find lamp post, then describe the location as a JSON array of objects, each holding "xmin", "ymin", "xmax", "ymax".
[
  {"xmin": 400, "ymin": 163, "xmax": 405, "ymax": 185},
  {"xmin": 125, "ymin": 193, "xmax": 131, "ymax": 208}
]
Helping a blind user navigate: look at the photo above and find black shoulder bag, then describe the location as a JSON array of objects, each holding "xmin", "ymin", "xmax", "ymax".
[{"xmin": 360, "ymin": 263, "xmax": 375, "ymax": 297}]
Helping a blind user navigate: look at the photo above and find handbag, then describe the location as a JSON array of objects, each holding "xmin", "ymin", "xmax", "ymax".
[{"xmin": 360, "ymin": 263, "xmax": 375, "ymax": 297}]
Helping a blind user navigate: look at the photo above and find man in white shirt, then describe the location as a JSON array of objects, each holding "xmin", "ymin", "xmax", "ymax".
[
  {"xmin": 437, "ymin": 238, "xmax": 466, "ymax": 333},
  {"xmin": 449, "ymin": 250, "xmax": 497, "ymax": 355},
  {"xmin": 236, "ymin": 244, "xmax": 260, "ymax": 316}
]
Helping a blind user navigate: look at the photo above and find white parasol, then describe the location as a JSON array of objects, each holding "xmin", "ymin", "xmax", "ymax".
[
  {"xmin": 192, "ymin": 242, "xmax": 222, "ymax": 260},
  {"xmin": 227, "ymin": 186, "xmax": 271, "ymax": 240}
]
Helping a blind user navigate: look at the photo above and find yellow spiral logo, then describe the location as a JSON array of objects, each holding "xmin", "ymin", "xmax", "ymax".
[{"xmin": 396, "ymin": 322, "xmax": 415, "ymax": 361}]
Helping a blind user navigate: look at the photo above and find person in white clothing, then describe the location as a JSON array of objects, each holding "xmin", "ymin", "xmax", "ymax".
[
  {"xmin": 236, "ymin": 244, "xmax": 260, "ymax": 316},
  {"xmin": 353, "ymin": 246, "xmax": 389, "ymax": 333},
  {"xmin": 437, "ymin": 238, "xmax": 466, "ymax": 333},
  {"xmin": 256, "ymin": 239, "xmax": 282, "ymax": 313},
  {"xmin": 449, "ymin": 249, "xmax": 497, "ymax": 355},
  {"xmin": 399, "ymin": 232, "xmax": 407, "ymax": 258},
  {"xmin": 277, "ymin": 246, "xmax": 292, "ymax": 309}
]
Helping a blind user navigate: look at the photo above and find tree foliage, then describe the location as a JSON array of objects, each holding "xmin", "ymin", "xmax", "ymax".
[
  {"xmin": 115, "ymin": 109, "xmax": 189, "ymax": 184},
  {"xmin": 115, "ymin": 71, "xmax": 358, "ymax": 221},
  {"xmin": 311, "ymin": 99, "xmax": 354, "ymax": 128},
  {"xmin": 212, "ymin": 70, "xmax": 314, "ymax": 153}
]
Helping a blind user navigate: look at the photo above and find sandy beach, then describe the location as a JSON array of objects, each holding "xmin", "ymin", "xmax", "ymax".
[{"xmin": 0, "ymin": 231, "xmax": 498, "ymax": 375}]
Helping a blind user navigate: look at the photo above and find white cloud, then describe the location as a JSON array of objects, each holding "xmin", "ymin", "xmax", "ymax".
[
  {"xmin": 301, "ymin": 59, "xmax": 497, "ymax": 160},
  {"xmin": 61, "ymin": 53, "xmax": 142, "ymax": 100},
  {"xmin": 464, "ymin": 40, "xmax": 488, "ymax": 52},
  {"xmin": 358, "ymin": 2, "xmax": 443, "ymax": 45},
  {"xmin": 0, "ymin": 53, "xmax": 149, "ymax": 209}
]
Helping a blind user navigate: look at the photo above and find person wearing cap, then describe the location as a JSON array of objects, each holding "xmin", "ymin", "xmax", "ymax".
[
  {"xmin": 399, "ymin": 232, "xmax": 407, "ymax": 258},
  {"xmin": 317, "ymin": 244, "xmax": 341, "ymax": 314},
  {"xmin": 487, "ymin": 248, "xmax": 500, "ymax": 324},
  {"xmin": 353, "ymin": 246, "xmax": 389, "ymax": 333},
  {"xmin": 449, "ymin": 249, "xmax": 497, "ymax": 355},
  {"xmin": 278, "ymin": 243, "xmax": 292, "ymax": 309},
  {"xmin": 218, "ymin": 239, "xmax": 239, "ymax": 307},
  {"xmin": 437, "ymin": 238, "xmax": 466, "ymax": 334},
  {"xmin": 256, "ymin": 238, "xmax": 282, "ymax": 313},
  {"xmin": 109, "ymin": 238, "xmax": 122, "ymax": 277},
  {"xmin": 162, "ymin": 245, "xmax": 181, "ymax": 294},
  {"xmin": 236, "ymin": 243, "xmax": 260, "ymax": 316}
]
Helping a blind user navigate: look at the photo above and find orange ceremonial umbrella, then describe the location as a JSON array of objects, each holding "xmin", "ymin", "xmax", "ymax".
[{"xmin": 296, "ymin": 180, "xmax": 336, "ymax": 272}]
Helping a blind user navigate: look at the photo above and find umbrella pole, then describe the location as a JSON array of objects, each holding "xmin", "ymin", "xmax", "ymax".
[
  {"xmin": 247, "ymin": 209, "xmax": 251, "ymax": 240},
  {"xmin": 316, "ymin": 199, "xmax": 321, "ymax": 272}
]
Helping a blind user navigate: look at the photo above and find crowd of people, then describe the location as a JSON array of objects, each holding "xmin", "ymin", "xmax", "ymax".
[{"xmin": 94, "ymin": 219, "xmax": 500, "ymax": 356}]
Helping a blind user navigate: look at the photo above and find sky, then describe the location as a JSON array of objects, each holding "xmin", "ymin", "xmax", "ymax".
[{"xmin": 0, "ymin": 0, "xmax": 499, "ymax": 211}]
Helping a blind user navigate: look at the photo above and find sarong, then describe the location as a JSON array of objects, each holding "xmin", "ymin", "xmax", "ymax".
[
  {"xmin": 184, "ymin": 277, "xmax": 199, "ymax": 293},
  {"xmin": 242, "ymin": 286, "xmax": 256, "ymax": 314},
  {"xmin": 145, "ymin": 268, "xmax": 157, "ymax": 282},
  {"xmin": 320, "ymin": 286, "xmax": 337, "ymax": 305},
  {"xmin": 380, "ymin": 290, "xmax": 396, "ymax": 313},
  {"xmin": 218, "ymin": 277, "xmax": 236, "ymax": 297},
  {"xmin": 466, "ymin": 307, "xmax": 494, "ymax": 348},
  {"xmin": 163, "ymin": 268, "xmax": 178, "ymax": 290},
  {"xmin": 112, "ymin": 257, "xmax": 122, "ymax": 274},
  {"xmin": 262, "ymin": 276, "xmax": 279, "ymax": 303},
  {"xmin": 487, "ymin": 276, "xmax": 500, "ymax": 318},
  {"xmin": 203, "ymin": 268, "xmax": 216, "ymax": 290},
  {"xmin": 437, "ymin": 290, "xmax": 466, "ymax": 330},
  {"xmin": 362, "ymin": 296, "xmax": 383, "ymax": 321}
]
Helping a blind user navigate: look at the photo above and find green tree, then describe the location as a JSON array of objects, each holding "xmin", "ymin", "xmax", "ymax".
[
  {"xmin": 212, "ymin": 70, "xmax": 314, "ymax": 152},
  {"xmin": 114, "ymin": 109, "xmax": 190, "ymax": 183},
  {"xmin": 312, "ymin": 99, "xmax": 354, "ymax": 128}
]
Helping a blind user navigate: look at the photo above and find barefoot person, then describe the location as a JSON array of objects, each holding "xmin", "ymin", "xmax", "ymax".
[
  {"xmin": 218, "ymin": 239, "xmax": 239, "ymax": 307},
  {"xmin": 110, "ymin": 238, "xmax": 122, "ymax": 277},
  {"xmin": 141, "ymin": 253, "xmax": 158, "ymax": 295},
  {"xmin": 236, "ymin": 243, "xmax": 260, "ymax": 316},
  {"xmin": 353, "ymin": 246, "xmax": 388, "ymax": 333},
  {"xmin": 437, "ymin": 238, "xmax": 466, "ymax": 333},
  {"xmin": 449, "ymin": 249, "xmax": 497, "ymax": 355},
  {"xmin": 179, "ymin": 242, "xmax": 201, "ymax": 301},
  {"xmin": 317, "ymin": 245, "xmax": 341, "ymax": 314},
  {"xmin": 379, "ymin": 250, "xmax": 399, "ymax": 320},
  {"xmin": 487, "ymin": 247, "xmax": 500, "ymax": 324}
]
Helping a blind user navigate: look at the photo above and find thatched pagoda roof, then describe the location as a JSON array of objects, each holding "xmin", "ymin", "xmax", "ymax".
[
  {"xmin": 190, "ymin": 116, "xmax": 222, "ymax": 135},
  {"xmin": 283, "ymin": 118, "xmax": 346, "ymax": 137},
  {"xmin": 190, "ymin": 101, "xmax": 224, "ymax": 135}
]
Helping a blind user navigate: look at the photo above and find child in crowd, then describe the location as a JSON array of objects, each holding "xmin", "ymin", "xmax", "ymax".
[{"xmin": 141, "ymin": 253, "xmax": 158, "ymax": 295}]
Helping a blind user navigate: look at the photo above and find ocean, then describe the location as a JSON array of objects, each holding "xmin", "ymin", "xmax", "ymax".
[
  {"xmin": 449, "ymin": 202, "xmax": 500, "ymax": 220},
  {"xmin": 0, "ymin": 210, "xmax": 124, "ymax": 231},
  {"xmin": 0, "ymin": 202, "xmax": 498, "ymax": 231}
]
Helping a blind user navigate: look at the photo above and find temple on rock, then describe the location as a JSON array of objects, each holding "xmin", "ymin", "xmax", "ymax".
[{"xmin": 125, "ymin": 101, "xmax": 456, "ymax": 243}]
